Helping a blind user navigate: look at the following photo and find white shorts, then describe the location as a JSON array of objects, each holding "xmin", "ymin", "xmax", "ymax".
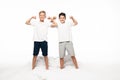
[{"xmin": 59, "ymin": 41, "xmax": 75, "ymax": 58}]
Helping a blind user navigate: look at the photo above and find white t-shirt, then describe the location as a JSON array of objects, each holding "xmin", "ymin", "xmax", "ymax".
[
  {"xmin": 57, "ymin": 21, "xmax": 74, "ymax": 42},
  {"xmin": 31, "ymin": 20, "xmax": 51, "ymax": 42}
]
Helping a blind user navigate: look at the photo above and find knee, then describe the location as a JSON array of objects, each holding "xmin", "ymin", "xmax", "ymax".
[
  {"xmin": 33, "ymin": 56, "xmax": 37, "ymax": 58},
  {"xmin": 60, "ymin": 58, "xmax": 64, "ymax": 60},
  {"xmin": 71, "ymin": 56, "xmax": 75, "ymax": 59}
]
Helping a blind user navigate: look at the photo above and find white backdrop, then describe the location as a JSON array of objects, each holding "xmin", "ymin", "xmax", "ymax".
[{"xmin": 0, "ymin": 0, "xmax": 120, "ymax": 65}]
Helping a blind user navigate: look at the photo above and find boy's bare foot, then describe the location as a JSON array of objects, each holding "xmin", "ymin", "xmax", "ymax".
[
  {"xmin": 60, "ymin": 66, "xmax": 64, "ymax": 69},
  {"xmin": 32, "ymin": 66, "xmax": 35, "ymax": 70},
  {"xmin": 46, "ymin": 66, "xmax": 49, "ymax": 70},
  {"xmin": 75, "ymin": 66, "xmax": 79, "ymax": 69}
]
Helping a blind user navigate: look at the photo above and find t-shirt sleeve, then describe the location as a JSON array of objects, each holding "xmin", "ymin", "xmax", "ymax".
[
  {"xmin": 45, "ymin": 20, "xmax": 54, "ymax": 27},
  {"xmin": 69, "ymin": 21, "xmax": 74, "ymax": 27},
  {"xmin": 30, "ymin": 19, "xmax": 37, "ymax": 26}
]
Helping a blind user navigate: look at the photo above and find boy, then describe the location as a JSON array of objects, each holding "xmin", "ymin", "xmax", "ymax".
[
  {"xmin": 50, "ymin": 12, "xmax": 79, "ymax": 69},
  {"xmin": 25, "ymin": 10, "xmax": 56, "ymax": 70}
]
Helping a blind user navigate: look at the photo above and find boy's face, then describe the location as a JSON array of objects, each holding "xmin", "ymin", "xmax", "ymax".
[
  {"xmin": 59, "ymin": 15, "xmax": 66, "ymax": 23},
  {"xmin": 39, "ymin": 12, "xmax": 46, "ymax": 21}
]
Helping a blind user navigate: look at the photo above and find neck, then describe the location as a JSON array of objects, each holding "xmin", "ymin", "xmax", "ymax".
[{"xmin": 61, "ymin": 22, "xmax": 65, "ymax": 24}]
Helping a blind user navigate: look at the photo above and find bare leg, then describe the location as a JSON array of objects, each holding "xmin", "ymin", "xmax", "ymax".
[
  {"xmin": 44, "ymin": 56, "xmax": 49, "ymax": 70},
  {"xmin": 71, "ymin": 56, "xmax": 79, "ymax": 69},
  {"xmin": 60, "ymin": 58, "xmax": 64, "ymax": 69},
  {"xmin": 32, "ymin": 56, "xmax": 37, "ymax": 70}
]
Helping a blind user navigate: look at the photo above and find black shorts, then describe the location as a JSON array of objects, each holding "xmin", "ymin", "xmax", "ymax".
[{"xmin": 33, "ymin": 41, "xmax": 48, "ymax": 56}]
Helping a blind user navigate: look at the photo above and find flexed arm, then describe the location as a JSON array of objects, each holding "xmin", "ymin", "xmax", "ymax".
[
  {"xmin": 70, "ymin": 16, "xmax": 78, "ymax": 26},
  {"xmin": 25, "ymin": 16, "xmax": 36, "ymax": 25},
  {"xmin": 48, "ymin": 16, "xmax": 58, "ymax": 27}
]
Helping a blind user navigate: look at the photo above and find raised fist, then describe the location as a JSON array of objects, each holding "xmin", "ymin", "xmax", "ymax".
[
  {"xmin": 32, "ymin": 16, "xmax": 36, "ymax": 19},
  {"xmin": 69, "ymin": 16, "xmax": 73, "ymax": 19},
  {"xmin": 53, "ymin": 16, "xmax": 56, "ymax": 20},
  {"xmin": 47, "ymin": 16, "xmax": 52, "ymax": 20}
]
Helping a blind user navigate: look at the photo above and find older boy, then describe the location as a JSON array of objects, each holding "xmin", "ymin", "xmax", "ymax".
[{"xmin": 25, "ymin": 10, "xmax": 55, "ymax": 70}]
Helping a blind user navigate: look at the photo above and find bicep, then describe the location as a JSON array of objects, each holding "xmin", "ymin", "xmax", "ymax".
[
  {"xmin": 51, "ymin": 24, "xmax": 58, "ymax": 28},
  {"xmin": 30, "ymin": 20, "xmax": 37, "ymax": 26},
  {"xmin": 70, "ymin": 21, "xmax": 78, "ymax": 26}
]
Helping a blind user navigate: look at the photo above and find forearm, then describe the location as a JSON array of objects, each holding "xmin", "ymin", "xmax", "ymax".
[
  {"xmin": 25, "ymin": 17, "xmax": 33, "ymax": 25},
  {"xmin": 71, "ymin": 17, "xmax": 78, "ymax": 26}
]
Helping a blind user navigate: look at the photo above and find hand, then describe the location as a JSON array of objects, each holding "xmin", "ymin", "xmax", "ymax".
[
  {"xmin": 48, "ymin": 16, "xmax": 56, "ymax": 20},
  {"xmin": 47, "ymin": 16, "xmax": 52, "ymax": 20},
  {"xmin": 51, "ymin": 16, "xmax": 56, "ymax": 22},
  {"xmin": 48, "ymin": 16, "xmax": 56, "ymax": 22},
  {"xmin": 53, "ymin": 16, "xmax": 56, "ymax": 20},
  {"xmin": 69, "ymin": 16, "xmax": 74, "ymax": 19},
  {"xmin": 32, "ymin": 16, "xmax": 36, "ymax": 19}
]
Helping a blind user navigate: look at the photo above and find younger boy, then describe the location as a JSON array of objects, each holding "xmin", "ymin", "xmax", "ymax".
[{"xmin": 50, "ymin": 12, "xmax": 79, "ymax": 69}]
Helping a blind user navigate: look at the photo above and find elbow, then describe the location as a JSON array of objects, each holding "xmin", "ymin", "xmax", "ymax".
[
  {"xmin": 74, "ymin": 22, "xmax": 78, "ymax": 26},
  {"xmin": 76, "ymin": 22, "xmax": 78, "ymax": 25},
  {"xmin": 25, "ymin": 21, "xmax": 27, "ymax": 24},
  {"xmin": 25, "ymin": 21, "xmax": 30, "ymax": 25},
  {"xmin": 25, "ymin": 21, "xmax": 28, "ymax": 24}
]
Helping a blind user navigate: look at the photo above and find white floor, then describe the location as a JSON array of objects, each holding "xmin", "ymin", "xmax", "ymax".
[{"xmin": 0, "ymin": 56, "xmax": 120, "ymax": 80}]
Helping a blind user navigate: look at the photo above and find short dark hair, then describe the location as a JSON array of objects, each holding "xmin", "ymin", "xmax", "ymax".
[{"xmin": 59, "ymin": 12, "xmax": 66, "ymax": 18}]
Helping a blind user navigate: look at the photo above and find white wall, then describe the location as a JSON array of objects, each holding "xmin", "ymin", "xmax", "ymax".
[{"xmin": 0, "ymin": 0, "xmax": 120, "ymax": 64}]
